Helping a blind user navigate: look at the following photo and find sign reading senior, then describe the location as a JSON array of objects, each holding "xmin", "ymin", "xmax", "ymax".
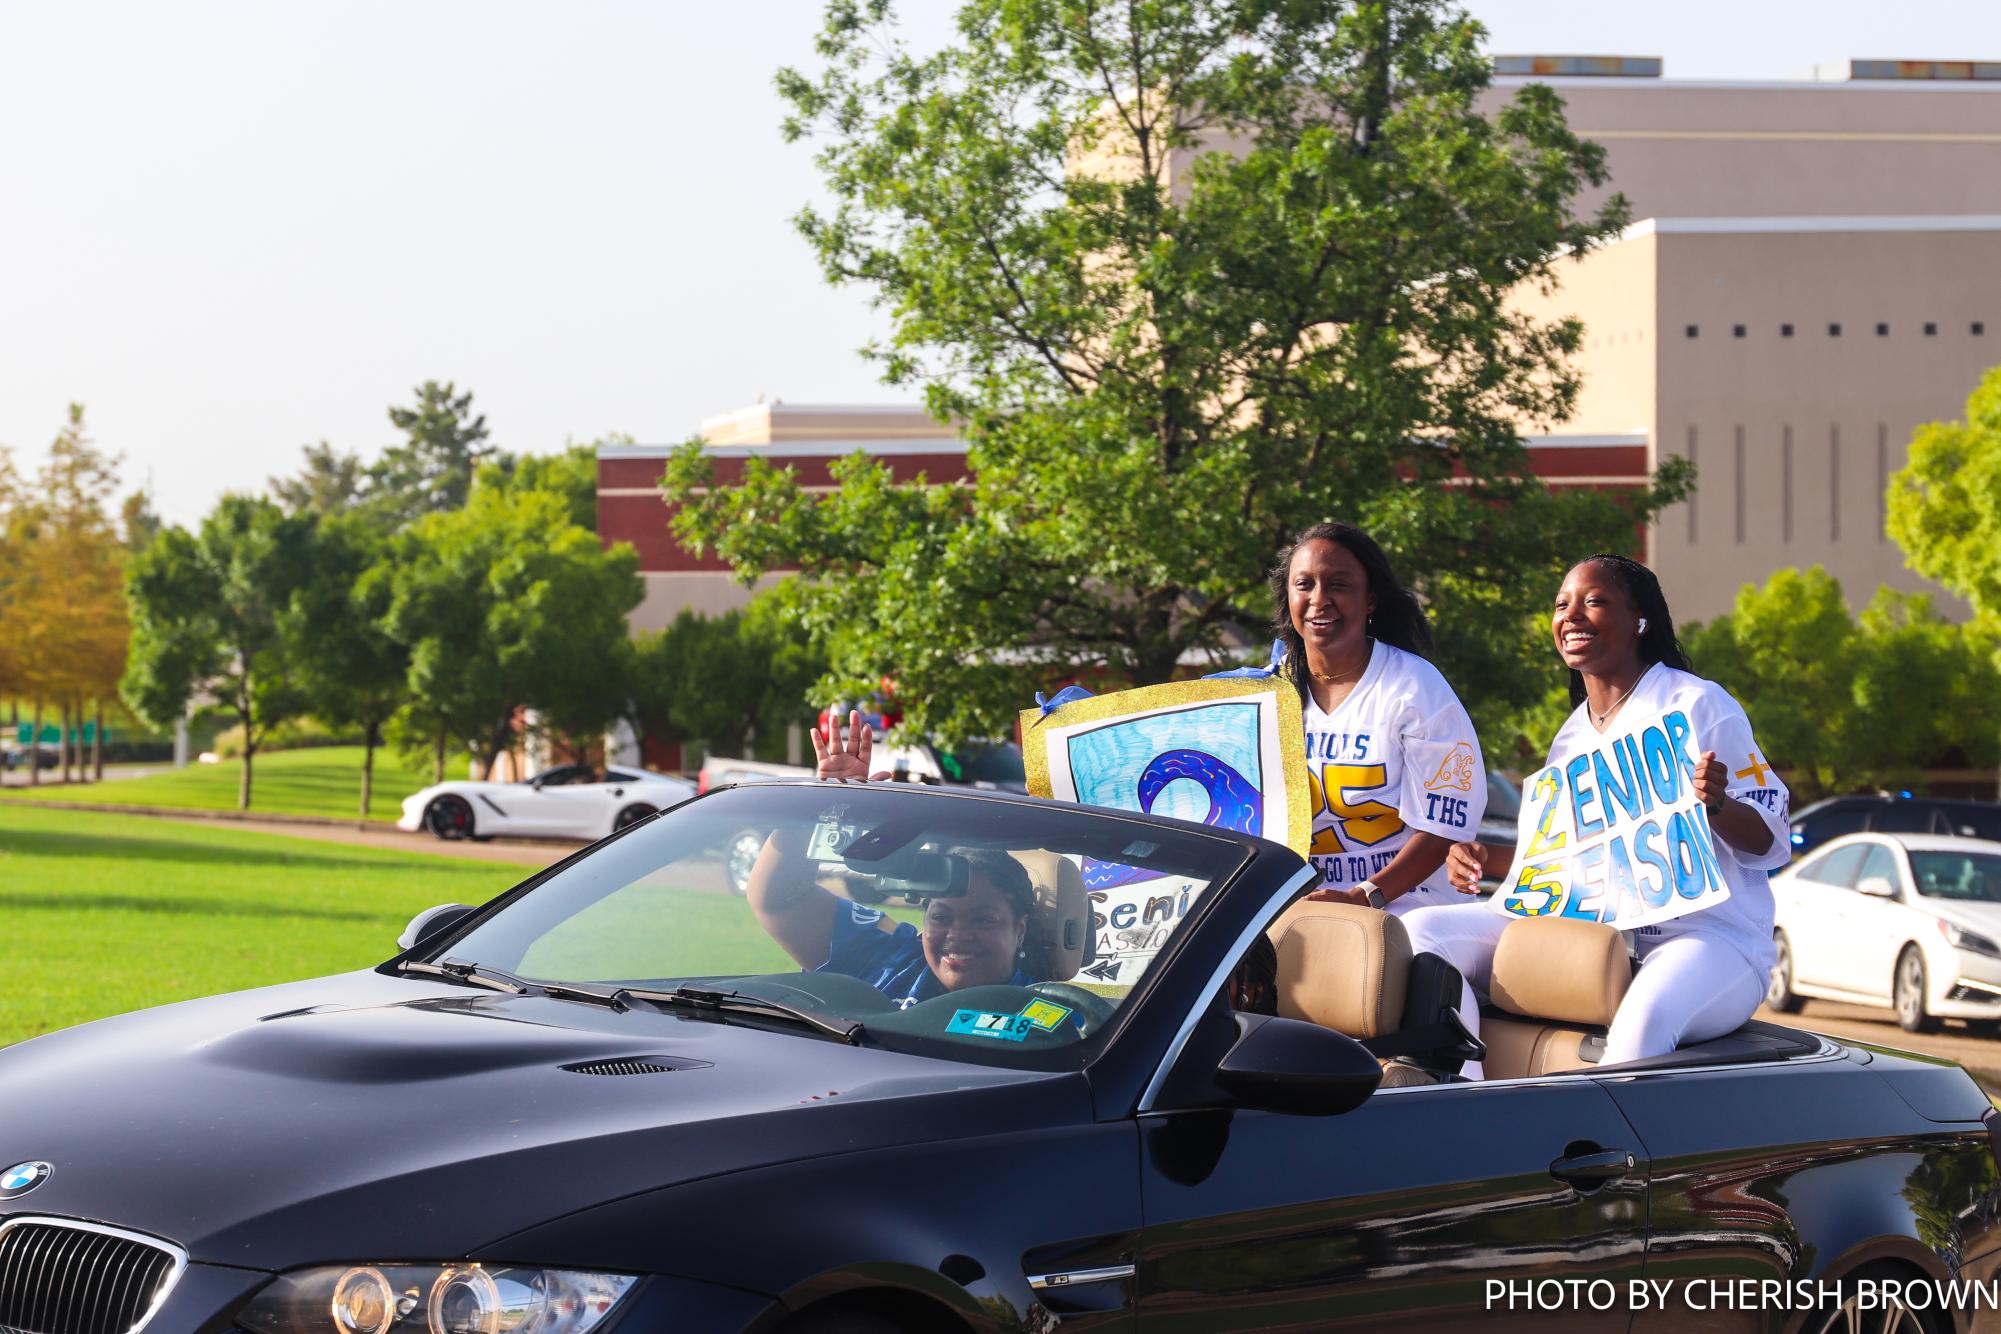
[
  {"xmin": 1492, "ymin": 705, "xmax": 1729, "ymax": 928},
  {"xmin": 1021, "ymin": 678, "xmax": 1309, "ymax": 985}
]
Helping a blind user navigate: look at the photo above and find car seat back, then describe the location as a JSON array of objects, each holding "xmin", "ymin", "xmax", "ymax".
[
  {"xmin": 1481, "ymin": 917, "xmax": 1632, "ymax": 1080},
  {"xmin": 1264, "ymin": 901, "xmax": 1476, "ymax": 1084},
  {"xmin": 1010, "ymin": 850, "xmax": 1091, "ymax": 981}
]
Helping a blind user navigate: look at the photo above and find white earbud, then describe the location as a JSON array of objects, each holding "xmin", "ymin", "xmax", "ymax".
[{"xmin": 1637, "ymin": 617, "xmax": 1649, "ymax": 635}]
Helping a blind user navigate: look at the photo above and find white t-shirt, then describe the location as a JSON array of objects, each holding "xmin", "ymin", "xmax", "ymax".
[
  {"xmin": 1303, "ymin": 641, "xmax": 1487, "ymax": 912},
  {"xmin": 1544, "ymin": 662, "xmax": 1791, "ymax": 973}
]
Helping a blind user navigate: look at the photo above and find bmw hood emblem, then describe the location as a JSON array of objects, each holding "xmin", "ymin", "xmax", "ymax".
[{"xmin": 0, "ymin": 1161, "xmax": 50, "ymax": 1198}]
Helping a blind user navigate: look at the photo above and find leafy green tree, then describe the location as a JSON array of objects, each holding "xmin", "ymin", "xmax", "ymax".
[
  {"xmin": 366, "ymin": 380, "xmax": 493, "ymax": 525},
  {"xmin": 475, "ymin": 440, "xmax": 606, "ymax": 533},
  {"xmin": 1889, "ymin": 366, "xmax": 2001, "ymax": 796},
  {"xmin": 270, "ymin": 441, "xmax": 368, "ymax": 516},
  {"xmin": 384, "ymin": 487, "xmax": 641, "ymax": 777},
  {"xmin": 627, "ymin": 587, "xmax": 829, "ymax": 760},
  {"xmin": 122, "ymin": 495, "xmax": 313, "ymax": 808},
  {"xmin": 669, "ymin": 0, "xmax": 1686, "ymax": 743},
  {"xmin": 281, "ymin": 514, "xmax": 409, "ymax": 817}
]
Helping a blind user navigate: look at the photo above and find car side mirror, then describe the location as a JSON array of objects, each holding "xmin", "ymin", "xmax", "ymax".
[
  {"xmin": 398, "ymin": 903, "xmax": 476, "ymax": 952},
  {"xmin": 1856, "ymin": 875, "xmax": 1897, "ymax": 898},
  {"xmin": 1214, "ymin": 1012, "xmax": 1382, "ymax": 1116}
]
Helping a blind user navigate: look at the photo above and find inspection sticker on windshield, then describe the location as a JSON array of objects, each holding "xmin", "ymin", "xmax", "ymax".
[
  {"xmin": 1018, "ymin": 1000, "xmax": 1073, "ymax": 1031},
  {"xmin": 947, "ymin": 1009, "xmax": 1032, "ymax": 1042}
]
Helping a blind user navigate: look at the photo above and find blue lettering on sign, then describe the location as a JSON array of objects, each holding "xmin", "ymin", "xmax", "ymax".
[
  {"xmin": 1603, "ymin": 834, "xmax": 1642, "ymax": 920},
  {"xmin": 946, "ymin": 1009, "xmax": 1032, "ymax": 1042},
  {"xmin": 1566, "ymin": 755, "xmax": 1604, "ymax": 838},
  {"xmin": 1108, "ymin": 902, "xmax": 1137, "ymax": 929},
  {"xmin": 1691, "ymin": 803, "xmax": 1728, "ymax": 890},
  {"xmin": 1663, "ymin": 710, "xmax": 1696, "ymax": 769},
  {"xmin": 1621, "ymin": 736, "xmax": 1656, "ymax": 815},
  {"xmin": 1633, "ymin": 819, "xmax": 1674, "ymax": 907},
  {"xmin": 1642, "ymin": 726, "xmax": 1680, "ymax": 806},
  {"xmin": 1595, "ymin": 749, "xmax": 1643, "ymax": 826},
  {"xmin": 1666, "ymin": 811, "xmax": 1708, "ymax": 899},
  {"xmin": 1561, "ymin": 844, "xmax": 1608, "ymax": 921}
]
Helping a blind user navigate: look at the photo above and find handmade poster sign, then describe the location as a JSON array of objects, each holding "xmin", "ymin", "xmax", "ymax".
[
  {"xmin": 1492, "ymin": 705, "xmax": 1731, "ymax": 929},
  {"xmin": 1021, "ymin": 678, "xmax": 1309, "ymax": 985}
]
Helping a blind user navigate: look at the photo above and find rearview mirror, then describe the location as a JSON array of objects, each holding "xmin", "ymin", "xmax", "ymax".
[
  {"xmin": 399, "ymin": 903, "xmax": 476, "ymax": 952},
  {"xmin": 1856, "ymin": 875, "xmax": 1897, "ymax": 898},
  {"xmin": 1214, "ymin": 1013, "xmax": 1382, "ymax": 1116}
]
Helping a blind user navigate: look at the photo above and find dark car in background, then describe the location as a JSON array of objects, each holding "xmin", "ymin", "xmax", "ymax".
[
  {"xmin": 1791, "ymin": 793, "xmax": 2001, "ymax": 857},
  {"xmin": 2, "ymin": 782, "xmax": 1999, "ymax": 1333}
]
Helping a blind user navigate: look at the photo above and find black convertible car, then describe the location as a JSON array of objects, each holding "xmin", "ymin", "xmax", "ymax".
[{"xmin": 2, "ymin": 783, "xmax": 1999, "ymax": 1333}]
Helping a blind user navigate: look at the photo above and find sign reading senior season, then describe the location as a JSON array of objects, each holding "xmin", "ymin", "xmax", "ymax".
[{"xmin": 1494, "ymin": 705, "xmax": 1730, "ymax": 929}]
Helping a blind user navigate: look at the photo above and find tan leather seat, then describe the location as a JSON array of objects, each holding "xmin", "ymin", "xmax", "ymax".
[
  {"xmin": 1481, "ymin": 918, "xmax": 1632, "ymax": 1080},
  {"xmin": 1265, "ymin": 901, "xmax": 1436, "ymax": 1087},
  {"xmin": 1010, "ymin": 850, "xmax": 1090, "ymax": 981}
]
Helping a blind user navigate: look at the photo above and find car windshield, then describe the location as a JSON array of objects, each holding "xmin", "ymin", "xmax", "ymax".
[
  {"xmin": 1909, "ymin": 850, "xmax": 2001, "ymax": 903},
  {"xmin": 1485, "ymin": 770, "xmax": 1521, "ymax": 822},
  {"xmin": 938, "ymin": 742, "xmax": 1028, "ymax": 789},
  {"xmin": 433, "ymin": 785, "xmax": 1252, "ymax": 1067}
]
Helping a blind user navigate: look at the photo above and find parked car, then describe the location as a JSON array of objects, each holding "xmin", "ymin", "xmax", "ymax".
[
  {"xmin": 1789, "ymin": 793, "xmax": 2001, "ymax": 857},
  {"xmin": 1769, "ymin": 831, "xmax": 2001, "ymax": 1032},
  {"xmin": 3, "ymin": 782, "xmax": 1997, "ymax": 1333},
  {"xmin": 397, "ymin": 762, "xmax": 695, "ymax": 843},
  {"xmin": 0, "ymin": 741, "xmax": 57, "ymax": 772}
]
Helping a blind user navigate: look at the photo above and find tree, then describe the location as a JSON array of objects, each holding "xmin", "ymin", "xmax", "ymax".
[
  {"xmin": 627, "ymin": 586, "xmax": 830, "ymax": 760},
  {"xmin": 270, "ymin": 441, "xmax": 368, "ymax": 516},
  {"xmin": 669, "ymin": 0, "xmax": 1686, "ymax": 743},
  {"xmin": 366, "ymin": 380, "xmax": 494, "ymax": 524},
  {"xmin": 122, "ymin": 495, "xmax": 313, "ymax": 809},
  {"xmin": 282, "ymin": 514, "xmax": 409, "ymax": 817},
  {"xmin": 384, "ymin": 486, "xmax": 641, "ymax": 777},
  {"xmin": 475, "ymin": 440, "xmax": 607, "ymax": 533},
  {"xmin": 1888, "ymin": 366, "xmax": 2001, "ymax": 796}
]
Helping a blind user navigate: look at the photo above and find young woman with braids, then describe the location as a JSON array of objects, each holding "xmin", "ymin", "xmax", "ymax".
[
  {"xmin": 1402, "ymin": 555, "xmax": 1792, "ymax": 1077},
  {"xmin": 1274, "ymin": 523, "xmax": 1488, "ymax": 916}
]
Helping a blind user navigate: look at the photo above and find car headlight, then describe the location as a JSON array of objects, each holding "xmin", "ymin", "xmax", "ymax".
[
  {"xmin": 237, "ymin": 1263, "xmax": 637, "ymax": 1334},
  {"xmin": 1937, "ymin": 919, "xmax": 2001, "ymax": 960}
]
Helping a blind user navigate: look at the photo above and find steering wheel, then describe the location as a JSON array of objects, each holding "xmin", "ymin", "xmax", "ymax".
[{"xmin": 1026, "ymin": 981, "xmax": 1117, "ymax": 1037}]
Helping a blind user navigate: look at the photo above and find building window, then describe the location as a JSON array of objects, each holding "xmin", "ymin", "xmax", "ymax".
[
  {"xmin": 1781, "ymin": 324, "xmax": 1795, "ymax": 338},
  {"xmin": 1876, "ymin": 323, "xmax": 1890, "ymax": 337},
  {"xmin": 1975, "ymin": 322, "xmax": 1987, "ymax": 336},
  {"xmin": 1734, "ymin": 426, "xmax": 1747, "ymax": 545},
  {"xmin": 1829, "ymin": 425, "xmax": 1841, "ymax": 542},
  {"xmin": 1781, "ymin": 426, "xmax": 1794, "ymax": 544},
  {"xmin": 1828, "ymin": 323, "xmax": 1842, "ymax": 337},
  {"xmin": 1877, "ymin": 425, "xmax": 1889, "ymax": 542},
  {"xmin": 1924, "ymin": 322, "xmax": 1938, "ymax": 336},
  {"xmin": 1732, "ymin": 324, "xmax": 1747, "ymax": 338},
  {"xmin": 1686, "ymin": 426, "xmax": 1698, "ymax": 544},
  {"xmin": 1685, "ymin": 325, "xmax": 1699, "ymax": 339}
]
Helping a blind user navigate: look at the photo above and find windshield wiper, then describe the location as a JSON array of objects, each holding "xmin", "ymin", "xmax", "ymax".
[
  {"xmin": 398, "ymin": 959, "xmax": 630, "ymax": 1010},
  {"xmin": 614, "ymin": 985, "xmax": 864, "ymax": 1045}
]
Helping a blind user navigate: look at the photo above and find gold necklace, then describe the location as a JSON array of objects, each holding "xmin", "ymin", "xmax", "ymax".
[{"xmin": 1309, "ymin": 666, "xmax": 1365, "ymax": 683}]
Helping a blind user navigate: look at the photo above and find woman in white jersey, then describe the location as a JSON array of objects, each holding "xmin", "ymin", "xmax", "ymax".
[
  {"xmin": 1276, "ymin": 523, "xmax": 1487, "ymax": 917},
  {"xmin": 1402, "ymin": 554, "xmax": 1791, "ymax": 1075}
]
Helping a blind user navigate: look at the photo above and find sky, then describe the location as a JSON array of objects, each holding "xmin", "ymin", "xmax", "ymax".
[{"xmin": 4, "ymin": 1, "xmax": 1998, "ymax": 525}]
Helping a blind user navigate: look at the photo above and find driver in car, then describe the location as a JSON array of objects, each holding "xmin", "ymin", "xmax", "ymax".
[{"xmin": 746, "ymin": 832, "xmax": 1040, "ymax": 1009}]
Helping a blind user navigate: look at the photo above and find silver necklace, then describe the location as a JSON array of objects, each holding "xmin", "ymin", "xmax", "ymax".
[{"xmin": 1588, "ymin": 676, "xmax": 1640, "ymax": 729}]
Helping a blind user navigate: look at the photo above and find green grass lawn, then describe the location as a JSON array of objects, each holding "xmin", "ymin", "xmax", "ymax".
[
  {"xmin": 0, "ymin": 805, "xmax": 530, "ymax": 1044},
  {"xmin": 0, "ymin": 745, "xmax": 436, "ymax": 822}
]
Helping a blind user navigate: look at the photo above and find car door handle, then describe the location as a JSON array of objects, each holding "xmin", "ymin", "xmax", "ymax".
[{"xmin": 1550, "ymin": 1148, "xmax": 1634, "ymax": 1188}]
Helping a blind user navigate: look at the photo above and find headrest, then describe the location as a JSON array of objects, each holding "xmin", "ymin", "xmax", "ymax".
[
  {"xmin": 1267, "ymin": 901, "xmax": 1410, "ymax": 1040},
  {"xmin": 1490, "ymin": 918, "xmax": 1631, "ymax": 1027},
  {"xmin": 1010, "ymin": 850, "xmax": 1089, "ymax": 981}
]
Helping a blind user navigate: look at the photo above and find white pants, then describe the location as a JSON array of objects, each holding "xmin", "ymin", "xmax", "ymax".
[{"xmin": 1400, "ymin": 902, "xmax": 1767, "ymax": 1080}]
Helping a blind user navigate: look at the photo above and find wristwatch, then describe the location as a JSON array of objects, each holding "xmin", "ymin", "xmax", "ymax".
[{"xmin": 1356, "ymin": 879, "xmax": 1389, "ymax": 910}]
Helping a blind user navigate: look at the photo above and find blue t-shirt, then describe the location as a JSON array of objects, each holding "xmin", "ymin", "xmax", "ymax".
[{"xmin": 820, "ymin": 900, "xmax": 1034, "ymax": 1008}]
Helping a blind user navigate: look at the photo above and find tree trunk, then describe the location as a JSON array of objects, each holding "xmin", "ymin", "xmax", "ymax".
[
  {"xmin": 91, "ymin": 700, "xmax": 104, "ymax": 782},
  {"xmin": 239, "ymin": 719, "xmax": 255, "ymax": 811},
  {"xmin": 28, "ymin": 699, "xmax": 41, "ymax": 787},
  {"xmin": 360, "ymin": 721, "xmax": 379, "ymax": 821},
  {"xmin": 433, "ymin": 726, "xmax": 446, "ymax": 785},
  {"xmin": 58, "ymin": 700, "xmax": 71, "ymax": 783},
  {"xmin": 480, "ymin": 714, "xmax": 516, "ymax": 780}
]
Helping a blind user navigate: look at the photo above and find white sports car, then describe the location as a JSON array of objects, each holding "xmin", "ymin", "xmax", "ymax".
[{"xmin": 397, "ymin": 763, "xmax": 695, "ymax": 843}]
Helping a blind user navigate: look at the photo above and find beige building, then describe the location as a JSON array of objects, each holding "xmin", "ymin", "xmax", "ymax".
[{"xmin": 1490, "ymin": 65, "xmax": 2001, "ymax": 618}]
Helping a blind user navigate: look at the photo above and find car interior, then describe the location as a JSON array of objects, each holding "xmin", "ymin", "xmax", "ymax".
[{"xmin": 1244, "ymin": 902, "xmax": 1822, "ymax": 1089}]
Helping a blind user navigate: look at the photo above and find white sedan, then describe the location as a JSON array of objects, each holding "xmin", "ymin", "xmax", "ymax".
[
  {"xmin": 397, "ymin": 763, "xmax": 695, "ymax": 843},
  {"xmin": 1768, "ymin": 832, "xmax": 2001, "ymax": 1032}
]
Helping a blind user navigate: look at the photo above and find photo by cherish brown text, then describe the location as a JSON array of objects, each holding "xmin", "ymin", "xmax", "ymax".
[{"xmin": 1487, "ymin": 1277, "xmax": 2001, "ymax": 1314}]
